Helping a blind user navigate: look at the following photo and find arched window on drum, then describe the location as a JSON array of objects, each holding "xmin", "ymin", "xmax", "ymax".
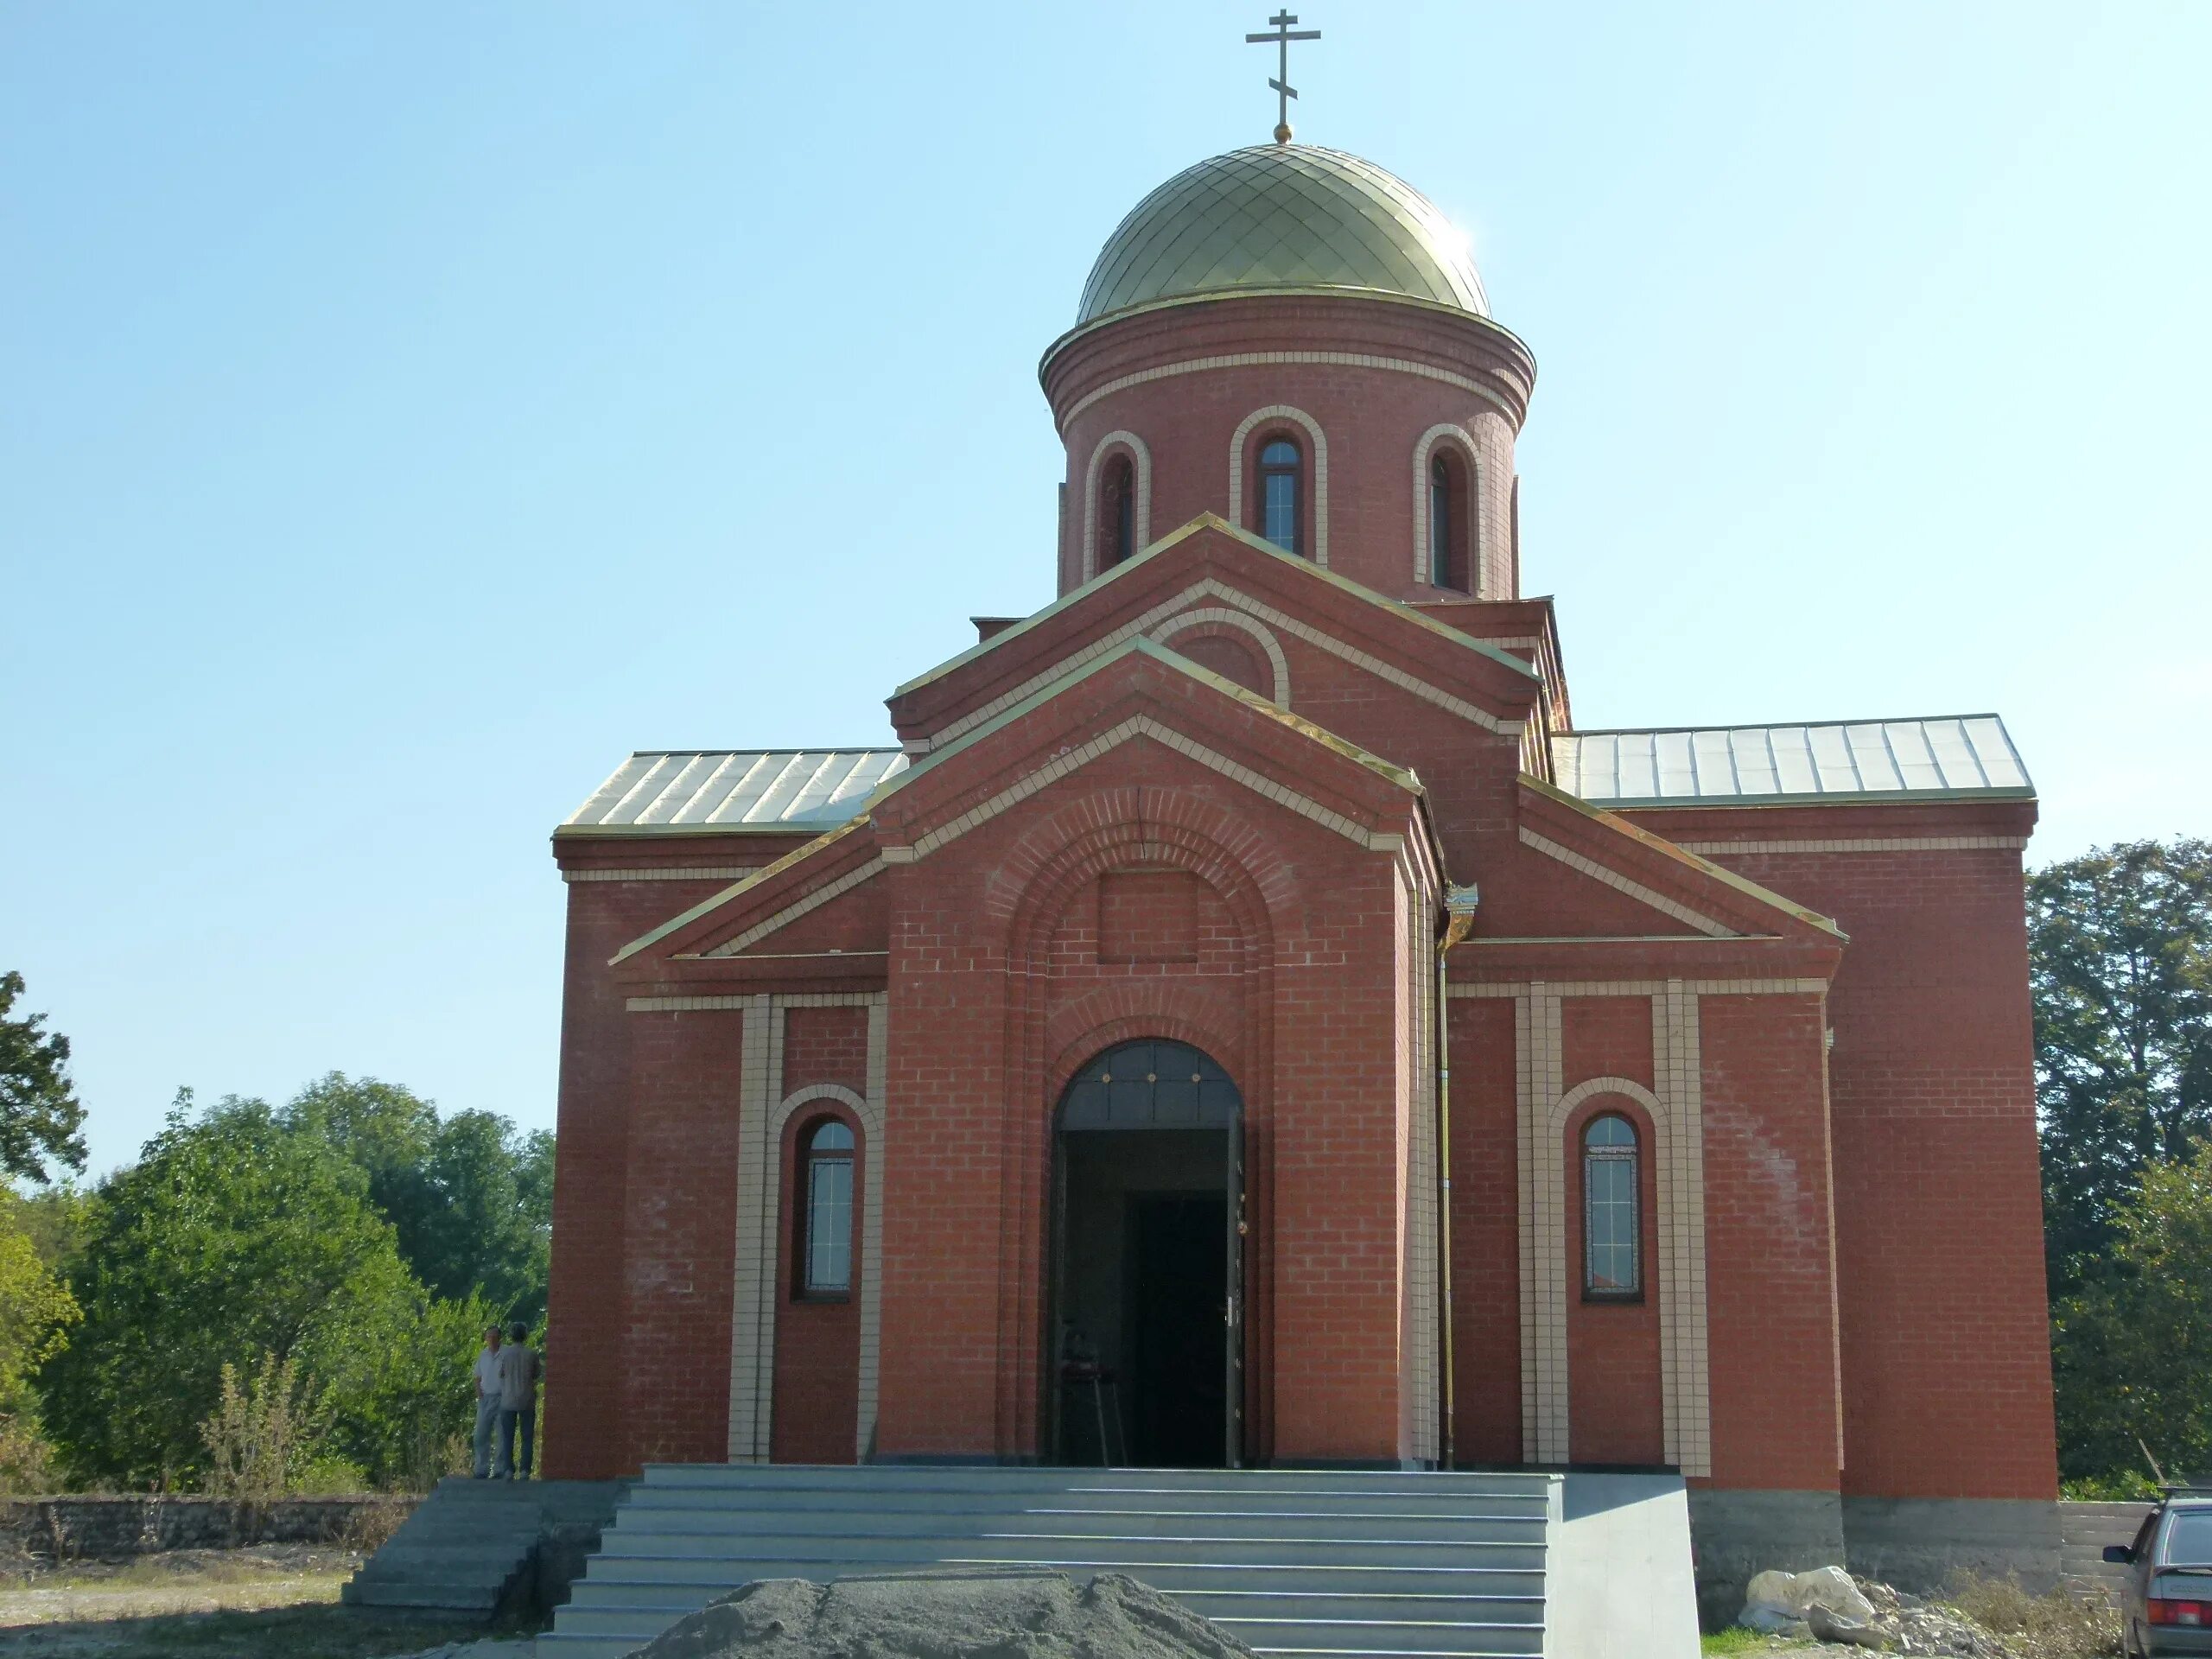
[
  {"xmin": 1257, "ymin": 438, "xmax": 1302, "ymax": 556},
  {"xmin": 1428, "ymin": 448, "xmax": 1471, "ymax": 591},
  {"xmin": 1101, "ymin": 452, "xmax": 1137, "ymax": 569}
]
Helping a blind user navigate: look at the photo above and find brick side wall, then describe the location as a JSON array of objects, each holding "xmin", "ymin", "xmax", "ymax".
[
  {"xmin": 1448, "ymin": 996, "xmax": 1522, "ymax": 1465},
  {"xmin": 1699, "ymin": 993, "xmax": 1843, "ymax": 1492},
  {"xmin": 544, "ymin": 874, "xmax": 747, "ymax": 1480},
  {"xmin": 618, "ymin": 1008, "xmax": 745, "ymax": 1467},
  {"xmin": 1683, "ymin": 843, "xmax": 2056, "ymax": 1502}
]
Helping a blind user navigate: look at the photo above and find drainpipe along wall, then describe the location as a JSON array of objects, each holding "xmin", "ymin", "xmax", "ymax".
[{"xmin": 1436, "ymin": 884, "xmax": 1480, "ymax": 1468}]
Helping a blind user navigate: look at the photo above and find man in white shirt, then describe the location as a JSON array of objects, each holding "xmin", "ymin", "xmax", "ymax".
[
  {"xmin": 471, "ymin": 1325, "xmax": 504, "ymax": 1478},
  {"xmin": 494, "ymin": 1323, "xmax": 540, "ymax": 1480}
]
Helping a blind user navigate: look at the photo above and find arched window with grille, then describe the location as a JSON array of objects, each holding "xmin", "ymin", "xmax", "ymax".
[
  {"xmin": 1258, "ymin": 438, "xmax": 1301, "ymax": 555},
  {"xmin": 1101, "ymin": 453, "xmax": 1136, "ymax": 569},
  {"xmin": 1582, "ymin": 1114, "xmax": 1640, "ymax": 1300},
  {"xmin": 798, "ymin": 1117, "xmax": 855, "ymax": 1297}
]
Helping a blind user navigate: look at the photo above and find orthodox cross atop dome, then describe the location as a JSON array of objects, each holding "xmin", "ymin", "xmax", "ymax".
[{"xmin": 1245, "ymin": 10, "xmax": 1320, "ymax": 145}]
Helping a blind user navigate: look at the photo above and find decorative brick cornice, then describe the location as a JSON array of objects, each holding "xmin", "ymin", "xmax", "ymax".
[
  {"xmin": 1058, "ymin": 348, "xmax": 1516, "ymax": 432},
  {"xmin": 1673, "ymin": 836, "xmax": 2029, "ymax": 855},
  {"xmin": 1454, "ymin": 977, "xmax": 1827, "ymax": 997},
  {"xmin": 563, "ymin": 866, "xmax": 761, "ymax": 883}
]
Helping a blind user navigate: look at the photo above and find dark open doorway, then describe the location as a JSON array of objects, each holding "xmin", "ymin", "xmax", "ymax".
[
  {"xmin": 1127, "ymin": 1192, "xmax": 1228, "ymax": 1466},
  {"xmin": 1051, "ymin": 1039, "xmax": 1243, "ymax": 1469}
]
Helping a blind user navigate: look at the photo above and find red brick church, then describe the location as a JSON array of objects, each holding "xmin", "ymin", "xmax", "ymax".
[{"xmin": 541, "ymin": 138, "xmax": 2058, "ymax": 1572}]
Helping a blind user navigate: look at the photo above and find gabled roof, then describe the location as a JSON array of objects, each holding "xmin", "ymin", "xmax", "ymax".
[
  {"xmin": 611, "ymin": 815, "xmax": 878, "ymax": 964},
  {"xmin": 1557, "ymin": 716, "xmax": 2031, "ymax": 810},
  {"xmin": 563, "ymin": 749, "xmax": 906, "ymax": 836},
  {"xmin": 609, "ymin": 637, "xmax": 1437, "ymax": 970},
  {"xmin": 893, "ymin": 634, "xmax": 1421, "ymax": 802},
  {"xmin": 1519, "ymin": 774, "xmax": 1847, "ymax": 942},
  {"xmin": 892, "ymin": 512, "xmax": 1539, "ymax": 706}
]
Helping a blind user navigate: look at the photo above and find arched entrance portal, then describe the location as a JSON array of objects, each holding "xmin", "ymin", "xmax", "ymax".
[{"xmin": 1050, "ymin": 1039, "xmax": 1244, "ymax": 1469}]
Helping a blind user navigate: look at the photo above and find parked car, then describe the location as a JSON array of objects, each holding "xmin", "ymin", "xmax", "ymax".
[{"xmin": 2107, "ymin": 1489, "xmax": 2212, "ymax": 1657}]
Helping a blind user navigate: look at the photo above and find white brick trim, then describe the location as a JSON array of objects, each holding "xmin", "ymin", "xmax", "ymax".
[
  {"xmin": 726, "ymin": 994, "xmax": 889, "ymax": 1465},
  {"xmin": 727, "ymin": 996, "xmax": 778, "ymax": 1461},
  {"xmin": 563, "ymin": 866, "xmax": 763, "ymax": 884},
  {"xmin": 1671, "ymin": 836, "xmax": 2029, "ymax": 855},
  {"xmin": 1518, "ymin": 827, "xmax": 1738, "ymax": 939},
  {"xmin": 1511, "ymin": 991, "xmax": 1713, "ymax": 1477},
  {"xmin": 1080, "ymin": 430, "xmax": 1152, "ymax": 584},
  {"xmin": 1058, "ymin": 348, "xmax": 1514, "ymax": 431},
  {"xmin": 1148, "ymin": 607, "xmax": 1292, "ymax": 708},
  {"xmin": 1453, "ymin": 979, "xmax": 1826, "ymax": 998},
  {"xmin": 1516, "ymin": 988, "xmax": 1564, "ymax": 1461},
  {"xmin": 1411, "ymin": 423, "xmax": 1483, "ymax": 594},
  {"xmin": 699, "ymin": 860, "xmax": 886, "ymax": 958},
  {"xmin": 905, "ymin": 714, "xmax": 1395, "ymax": 861},
  {"xmin": 926, "ymin": 576, "xmax": 1519, "ymax": 749},
  {"xmin": 1654, "ymin": 985, "xmax": 1713, "ymax": 1477},
  {"xmin": 1227, "ymin": 405, "xmax": 1329, "ymax": 569},
  {"xmin": 859, "ymin": 995, "xmax": 888, "ymax": 1460}
]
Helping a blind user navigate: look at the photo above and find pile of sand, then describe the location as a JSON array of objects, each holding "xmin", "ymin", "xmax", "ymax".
[{"xmin": 631, "ymin": 1571, "xmax": 1255, "ymax": 1659}]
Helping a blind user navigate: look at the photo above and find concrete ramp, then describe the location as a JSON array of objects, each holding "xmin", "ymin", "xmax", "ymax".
[{"xmin": 1547, "ymin": 1474, "xmax": 1700, "ymax": 1659}]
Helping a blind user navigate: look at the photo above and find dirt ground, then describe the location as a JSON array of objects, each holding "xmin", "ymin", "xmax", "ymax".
[{"xmin": 0, "ymin": 1545, "xmax": 500, "ymax": 1657}]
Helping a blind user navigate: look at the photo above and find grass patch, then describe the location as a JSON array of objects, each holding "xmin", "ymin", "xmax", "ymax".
[
  {"xmin": 0, "ymin": 1602, "xmax": 495, "ymax": 1656},
  {"xmin": 1700, "ymin": 1629, "xmax": 1796, "ymax": 1655}
]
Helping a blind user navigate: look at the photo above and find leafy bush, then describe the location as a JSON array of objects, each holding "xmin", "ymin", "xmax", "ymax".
[{"xmin": 199, "ymin": 1352, "xmax": 332, "ymax": 1503}]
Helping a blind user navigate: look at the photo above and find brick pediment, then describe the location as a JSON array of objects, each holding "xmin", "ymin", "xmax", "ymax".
[
  {"xmin": 887, "ymin": 514, "xmax": 1542, "ymax": 754},
  {"xmin": 1455, "ymin": 774, "xmax": 1849, "ymax": 986},
  {"xmin": 613, "ymin": 637, "xmax": 1439, "ymax": 981}
]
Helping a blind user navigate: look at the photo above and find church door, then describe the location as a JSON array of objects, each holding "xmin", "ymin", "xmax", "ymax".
[{"xmin": 1050, "ymin": 1039, "xmax": 1244, "ymax": 1469}]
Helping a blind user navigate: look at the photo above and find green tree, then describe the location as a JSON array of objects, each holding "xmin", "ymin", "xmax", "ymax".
[
  {"xmin": 2031, "ymin": 839, "xmax": 2212, "ymax": 1293},
  {"xmin": 284, "ymin": 1072, "xmax": 437, "ymax": 1191},
  {"xmin": 41, "ymin": 1091, "xmax": 416, "ymax": 1488},
  {"xmin": 286, "ymin": 1075, "xmax": 552, "ymax": 1325},
  {"xmin": 0, "ymin": 972, "xmax": 87, "ymax": 1184},
  {"xmin": 325, "ymin": 1289, "xmax": 494, "ymax": 1489},
  {"xmin": 2051, "ymin": 1144, "xmax": 2212, "ymax": 1483},
  {"xmin": 0, "ymin": 1200, "xmax": 79, "ymax": 1406}
]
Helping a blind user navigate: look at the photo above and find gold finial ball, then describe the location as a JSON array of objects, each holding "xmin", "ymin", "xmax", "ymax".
[{"xmin": 1274, "ymin": 121, "xmax": 1294, "ymax": 145}]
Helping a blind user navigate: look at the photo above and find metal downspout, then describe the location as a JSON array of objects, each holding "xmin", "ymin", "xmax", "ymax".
[{"xmin": 1437, "ymin": 884, "xmax": 1480, "ymax": 1469}]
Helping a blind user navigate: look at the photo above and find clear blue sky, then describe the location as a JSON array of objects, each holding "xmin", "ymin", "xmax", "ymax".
[{"xmin": 5, "ymin": 3, "xmax": 2207, "ymax": 1175}]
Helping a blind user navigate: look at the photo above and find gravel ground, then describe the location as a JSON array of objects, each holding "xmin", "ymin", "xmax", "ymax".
[{"xmin": 0, "ymin": 1547, "xmax": 505, "ymax": 1657}]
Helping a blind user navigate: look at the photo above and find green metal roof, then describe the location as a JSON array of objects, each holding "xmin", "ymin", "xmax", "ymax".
[
  {"xmin": 1556, "ymin": 717, "xmax": 2034, "ymax": 808},
  {"xmin": 1077, "ymin": 145, "xmax": 1487, "ymax": 326}
]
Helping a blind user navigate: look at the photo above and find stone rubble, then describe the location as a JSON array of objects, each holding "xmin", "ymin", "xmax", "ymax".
[{"xmin": 1738, "ymin": 1567, "xmax": 2026, "ymax": 1656}]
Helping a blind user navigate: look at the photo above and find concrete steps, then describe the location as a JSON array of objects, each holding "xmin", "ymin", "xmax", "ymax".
[
  {"xmin": 342, "ymin": 1478, "xmax": 628, "ymax": 1618},
  {"xmin": 541, "ymin": 1465, "xmax": 1562, "ymax": 1659}
]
